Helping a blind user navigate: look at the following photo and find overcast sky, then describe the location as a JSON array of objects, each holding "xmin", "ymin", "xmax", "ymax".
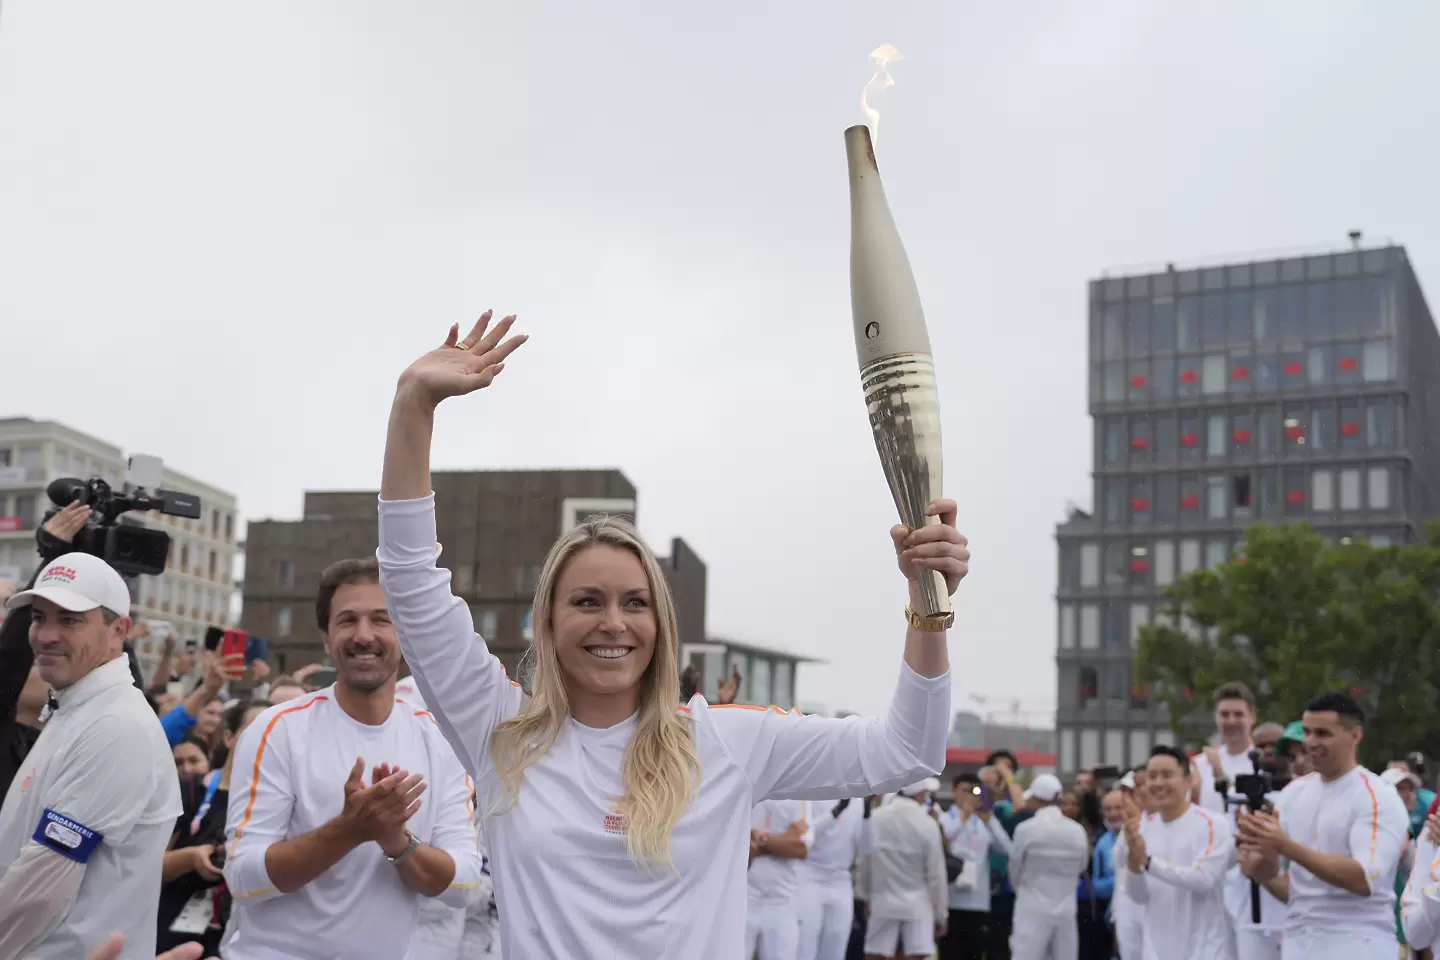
[{"xmin": 2, "ymin": 1, "xmax": 1437, "ymax": 721}]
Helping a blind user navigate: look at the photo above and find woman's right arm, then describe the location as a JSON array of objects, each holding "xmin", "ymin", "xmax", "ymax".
[{"xmin": 378, "ymin": 312, "xmax": 527, "ymax": 777}]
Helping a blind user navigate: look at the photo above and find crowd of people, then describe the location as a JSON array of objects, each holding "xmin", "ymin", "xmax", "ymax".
[{"xmin": 0, "ymin": 315, "xmax": 1437, "ymax": 960}]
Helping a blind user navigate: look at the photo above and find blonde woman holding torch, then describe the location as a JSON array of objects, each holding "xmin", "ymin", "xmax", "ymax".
[{"xmin": 377, "ymin": 311, "xmax": 970, "ymax": 959}]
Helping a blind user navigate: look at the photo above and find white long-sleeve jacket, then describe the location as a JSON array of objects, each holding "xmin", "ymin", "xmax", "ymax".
[
  {"xmin": 864, "ymin": 796, "xmax": 947, "ymax": 924},
  {"xmin": 1114, "ymin": 804, "xmax": 1236, "ymax": 960},
  {"xmin": 377, "ymin": 493, "xmax": 952, "ymax": 960}
]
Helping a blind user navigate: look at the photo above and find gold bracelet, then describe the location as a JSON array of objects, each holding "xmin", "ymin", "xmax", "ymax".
[{"xmin": 905, "ymin": 604, "xmax": 955, "ymax": 632}]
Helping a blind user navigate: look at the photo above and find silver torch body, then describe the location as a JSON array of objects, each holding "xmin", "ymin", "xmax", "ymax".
[{"xmin": 845, "ymin": 123, "xmax": 950, "ymax": 617}]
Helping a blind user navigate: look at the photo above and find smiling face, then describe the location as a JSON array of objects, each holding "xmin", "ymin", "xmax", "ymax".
[
  {"xmin": 173, "ymin": 739, "xmax": 210, "ymax": 776},
  {"xmin": 28, "ymin": 597, "xmax": 128, "ymax": 690},
  {"xmin": 1145, "ymin": 752, "xmax": 1189, "ymax": 817},
  {"xmin": 549, "ymin": 544, "xmax": 657, "ymax": 715},
  {"xmin": 324, "ymin": 581, "xmax": 399, "ymax": 694}
]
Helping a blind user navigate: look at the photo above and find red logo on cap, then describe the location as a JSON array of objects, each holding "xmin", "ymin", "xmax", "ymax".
[{"xmin": 41, "ymin": 566, "xmax": 77, "ymax": 584}]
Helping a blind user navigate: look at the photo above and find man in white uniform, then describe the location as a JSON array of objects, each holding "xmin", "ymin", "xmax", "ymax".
[
  {"xmin": 224, "ymin": 557, "xmax": 485, "ymax": 960},
  {"xmin": 865, "ymin": 778, "xmax": 947, "ymax": 960},
  {"xmin": 798, "ymin": 796, "xmax": 873, "ymax": 960},
  {"xmin": 0, "ymin": 553, "xmax": 181, "ymax": 959},
  {"xmin": 747, "ymin": 797, "xmax": 814, "ymax": 960},
  {"xmin": 1190, "ymin": 681, "xmax": 1278, "ymax": 960},
  {"xmin": 1008, "ymin": 773, "xmax": 1089, "ymax": 960},
  {"xmin": 1115, "ymin": 745, "xmax": 1236, "ymax": 960},
  {"xmin": 1237, "ymin": 691, "xmax": 1409, "ymax": 960}
]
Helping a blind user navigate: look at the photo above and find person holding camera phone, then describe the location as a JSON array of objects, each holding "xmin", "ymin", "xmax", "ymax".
[
  {"xmin": 939, "ymin": 772, "xmax": 1012, "ymax": 960},
  {"xmin": 0, "ymin": 552, "xmax": 181, "ymax": 959}
]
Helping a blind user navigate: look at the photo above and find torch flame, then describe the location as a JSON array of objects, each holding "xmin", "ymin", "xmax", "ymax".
[{"xmin": 861, "ymin": 44, "xmax": 905, "ymax": 146}]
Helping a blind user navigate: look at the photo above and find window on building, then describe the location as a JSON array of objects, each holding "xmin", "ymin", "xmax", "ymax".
[
  {"xmin": 1284, "ymin": 467, "xmax": 1307, "ymax": 516},
  {"xmin": 1129, "ymin": 360, "xmax": 1150, "ymax": 400},
  {"xmin": 180, "ymin": 544, "xmax": 190, "ymax": 570},
  {"xmin": 1180, "ymin": 475, "xmax": 1200, "ymax": 513},
  {"xmin": 1154, "ymin": 540, "xmax": 1175, "ymax": 586},
  {"xmin": 1206, "ymin": 415, "xmax": 1227, "ymax": 459},
  {"xmin": 1339, "ymin": 402, "xmax": 1362, "ymax": 452},
  {"xmin": 476, "ymin": 609, "xmax": 499, "ymax": 638},
  {"xmin": 1080, "ymin": 729, "xmax": 1101, "ymax": 770},
  {"xmin": 1104, "ymin": 543, "xmax": 1127, "ymax": 588},
  {"xmin": 1155, "ymin": 475, "xmax": 1178, "ymax": 523},
  {"xmin": 1368, "ymin": 467, "xmax": 1391, "ymax": 511},
  {"xmin": 1080, "ymin": 667, "xmax": 1098, "ymax": 709},
  {"xmin": 1229, "ymin": 350, "xmax": 1252, "ymax": 394},
  {"xmin": 1080, "ymin": 605, "xmax": 1100, "ymax": 650},
  {"xmin": 1227, "ymin": 290, "xmax": 1253, "ymax": 345},
  {"xmin": 16, "ymin": 495, "xmax": 35, "ymax": 531},
  {"xmin": 1080, "ymin": 544, "xmax": 1100, "ymax": 588},
  {"xmin": 1371, "ymin": 533, "xmax": 1395, "ymax": 548},
  {"xmin": 1258, "ymin": 467, "xmax": 1281, "ymax": 517},
  {"xmin": 1232, "ymin": 473, "xmax": 1253, "ymax": 518},
  {"xmin": 1059, "ymin": 604, "xmax": 1076, "ymax": 650},
  {"xmin": 1312, "ymin": 469, "xmax": 1334, "ymax": 513},
  {"xmin": 1178, "ymin": 359, "xmax": 1200, "ymax": 398},
  {"xmin": 1205, "ymin": 539, "xmax": 1229, "ymax": 569},
  {"xmin": 1308, "ymin": 281, "xmax": 1333, "ymax": 340},
  {"xmin": 1104, "ymin": 666, "xmax": 1126, "ymax": 708},
  {"xmin": 452, "ymin": 564, "xmax": 474, "ymax": 594},
  {"xmin": 1202, "ymin": 354, "xmax": 1226, "ymax": 395},
  {"xmin": 751, "ymin": 658, "xmax": 772, "ymax": 706},
  {"xmin": 277, "ymin": 561, "xmax": 295, "ymax": 590},
  {"xmin": 1105, "ymin": 728, "xmax": 1126, "ymax": 766},
  {"xmin": 1284, "ymin": 409, "xmax": 1306, "ymax": 449},
  {"xmin": 1103, "ymin": 305, "xmax": 1124, "ymax": 359},
  {"xmin": 1339, "ymin": 469, "xmax": 1361, "ymax": 511},
  {"xmin": 1231, "ymin": 413, "xmax": 1253, "ymax": 456},
  {"xmin": 1179, "ymin": 413, "xmax": 1200, "ymax": 461},
  {"xmin": 1367, "ymin": 402, "xmax": 1391, "ymax": 448},
  {"xmin": 1307, "ymin": 345, "xmax": 1332, "ymax": 387},
  {"xmin": 276, "ymin": 607, "xmax": 293, "ymax": 638},
  {"xmin": 1128, "ymin": 544, "xmax": 1151, "ymax": 588},
  {"xmin": 1129, "ymin": 603, "xmax": 1150, "ymax": 648},
  {"xmin": 211, "ymin": 509, "xmax": 221, "ymax": 537},
  {"xmin": 1130, "ymin": 478, "xmax": 1152, "ymax": 525},
  {"xmin": 224, "ymin": 513, "xmax": 234, "ymax": 540},
  {"xmin": 1130, "ymin": 417, "xmax": 1151, "ymax": 462},
  {"xmin": 1180, "ymin": 539, "xmax": 1201, "ymax": 574},
  {"xmin": 1362, "ymin": 340, "xmax": 1392, "ymax": 383},
  {"xmin": 1103, "ymin": 603, "xmax": 1126, "ymax": 648},
  {"xmin": 1205, "ymin": 475, "xmax": 1227, "ymax": 520},
  {"xmin": 1104, "ymin": 480, "xmax": 1126, "ymax": 526},
  {"xmin": 207, "ymin": 551, "xmax": 217, "ymax": 579},
  {"xmin": 1280, "ymin": 349, "xmax": 1306, "ymax": 389},
  {"xmin": 1201, "ymin": 293, "xmax": 1225, "ymax": 347},
  {"xmin": 1253, "ymin": 353, "xmax": 1279, "ymax": 392},
  {"xmin": 1105, "ymin": 420, "xmax": 1125, "ymax": 465},
  {"xmin": 773, "ymin": 660, "xmax": 793, "ymax": 710},
  {"xmin": 1103, "ymin": 362, "xmax": 1125, "ymax": 402},
  {"xmin": 1310, "ymin": 404, "xmax": 1335, "ymax": 453},
  {"xmin": 1128, "ymin": 729, "xmax": 1152, "ymax": 764},
  {"xmin": 1060, "ymin": 729, "xmax": 1076, "ymax": 774},
  {"xmin": 1176, "ymin": 297, "xmax": 1199, "ymax": 351},
  {"xmin": 1151, "ymin": 356, "xmax": 1175, "ymax": 401},
  {"xmin": 1335, "ymin": 343, "xmax": 1362, "ymax": 386},
  {"xmin": 1153, "ymin": 415, "xmax": 1176, "ymax": 462}
]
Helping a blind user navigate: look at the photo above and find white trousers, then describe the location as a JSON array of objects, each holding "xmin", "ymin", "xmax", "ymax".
[
  {"xmin": 1010, "ymin": 898, "xmax": 1078, "ymax": 960},
  {"xmin": 1113, "ymin": 910, "xmax": 1143, "ymax": 960},
  {"xmin": 1234, "ymin": 927, "xmax": 1282, "ymax": 960},
  {"xmin": 1280, "ymin": 932, "xmax": 1397, "ymax": 960},
  {"xmin": 747, "ymin": 899, "xmax": 801, "ymax": 960},
  {"xmin": 797, "ymin": 879, "xmax": 854, "ymax": 960}
]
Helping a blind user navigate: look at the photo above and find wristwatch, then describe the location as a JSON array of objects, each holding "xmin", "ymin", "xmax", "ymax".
[
  {"xmin": 384, "ymin": 830, "xmax": 420, "ymax": 866},
  {"xmin": 906, "ymin": 605, "xmax": 955, "ymax": 632}
]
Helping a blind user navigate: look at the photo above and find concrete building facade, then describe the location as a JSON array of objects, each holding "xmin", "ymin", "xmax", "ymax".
[{"xmin": 1054, "ymin": 243, "xmax": 1438, "ymax": 775}]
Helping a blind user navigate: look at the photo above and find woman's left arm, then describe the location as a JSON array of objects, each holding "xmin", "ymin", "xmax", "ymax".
[{"xmin": 705, "ymin": 500, "xmax": 968, "ymax": 802}]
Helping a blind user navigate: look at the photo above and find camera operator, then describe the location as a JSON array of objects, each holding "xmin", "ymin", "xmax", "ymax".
[
  {"xmin": 0, "ymin": 551, "xmax": 181, "ymax": 959},
  {"xmin": 1237, "ymin": 692, "xmax": 1409, "ymax": 960}
]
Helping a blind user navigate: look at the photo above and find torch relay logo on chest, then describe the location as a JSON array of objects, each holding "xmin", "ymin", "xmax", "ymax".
[{"xmin": 603, "ymin": 802, "xmax": 629, "ymax": 836}]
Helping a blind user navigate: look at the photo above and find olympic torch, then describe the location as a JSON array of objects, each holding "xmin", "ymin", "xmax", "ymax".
[{"xmin": 845, "ymin": 122, "xmax": 950, "ymax": 618}]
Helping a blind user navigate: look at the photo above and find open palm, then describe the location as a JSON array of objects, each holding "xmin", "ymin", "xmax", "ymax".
[{"xmin": 399, "ymin": 310, "xmax": 528, "ymax": 408}]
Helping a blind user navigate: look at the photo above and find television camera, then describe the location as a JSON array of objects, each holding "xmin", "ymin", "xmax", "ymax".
[
  {"xmin": 42, "ymin": 454, "xmax": 201, "ymax": 577},
  {"xmin": 1215, "ymin": 748, "xmax": 1292, "ymax": 924}
]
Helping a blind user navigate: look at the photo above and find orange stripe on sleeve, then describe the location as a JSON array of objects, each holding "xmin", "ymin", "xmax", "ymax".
[
  {"xmin": 1361, "ymin": 776, "xmax": 1380, "ymax": 863},
  {"xmin": 229, "ymin": 696, "xmax": 327, "ymax": 856}
]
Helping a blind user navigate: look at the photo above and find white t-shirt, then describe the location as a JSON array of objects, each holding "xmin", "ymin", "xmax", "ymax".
[
  {"xmin": 377, "ymin": 494, "xmax": 952, "ymax": 960},
  {"xmin": 747, "ymin": 798, "xmax": 812, "ymax": 904},
  {"xmin": 0, "ymin": 656, "xmax": 181, "ymax": 959},
  {"xmin": 1115, "ymin": 803, "xmax": 1236, "ymax": 960},
  {"xmin": 222, "ymin": 687, "xmax": 485, "ymax": 960},
  {"xmin": 941, "ymin": 807, "xmax": 1011, "ymax": 912},
  {"xmin": 802, "ymin": 798, "xmax": 873, "ymax": 889},
  {"xmin": 1402, "ymin": 834, "xmax": 1440, "ymax": 950},
  {"xmin": 1279, "ymin": 767, "xmax": 1409, "ymax": 939}
]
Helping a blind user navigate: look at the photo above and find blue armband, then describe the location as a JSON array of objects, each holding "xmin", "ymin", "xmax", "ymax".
[{"xmin": 33, "ymin": 809, "xmax": 104, "ymax": 863}]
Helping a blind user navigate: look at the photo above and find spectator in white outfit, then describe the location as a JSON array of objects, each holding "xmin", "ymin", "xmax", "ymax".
[
  {"xmin": 376, "ymin": 312, "xmax": 971, "ymax": 960},
  {"xmin": 747, "ymin": 798, "xmax": 813, "ymax": 960},
  {"xmin": 863, "ymin": 778, "xmax": 948, "ymax": 960},
  {"xmin": 1008, "ymin": 773, "xmax": 1089, "ymax": 960},
  {"xmin": 1114, "ymin": 745, "xmax": 1237, "ymax": 960},
  {"xmin": 223, "ymin": 558, "xmax": 486, "ymax": 960},
  {"xmin": 939, "ymin": 771, "xmax": 1012, "ymax": 960},
  {"xmin": 1401, "ymin": 808, "xmax": 1440, "ymax": 952},
  {"xmin": 798, "ymin": 797, "xmax": 873, "ymax": 960},
  {"xmin": 1111, "ymin": 768, "xmax": 1148, "ymax": 960},
  {"xmin": 1237, "ymin": 691, "xmax": 1409, "ymax": 960}
]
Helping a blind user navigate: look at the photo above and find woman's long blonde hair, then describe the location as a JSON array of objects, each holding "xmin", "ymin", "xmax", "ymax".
[{"xmin": 488, "ymin": 515, "xmax": 700, "ymax": 869}]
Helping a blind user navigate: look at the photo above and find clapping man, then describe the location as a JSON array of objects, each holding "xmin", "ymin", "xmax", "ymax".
[{"xmin": 223, "ymin": 558, "xmax": 483, "ymax": 960}]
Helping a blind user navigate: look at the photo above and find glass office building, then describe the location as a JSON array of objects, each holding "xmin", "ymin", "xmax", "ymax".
[{"xmin": 1053, "ymin": 244, "xmax": 1440, "ymax": 775}]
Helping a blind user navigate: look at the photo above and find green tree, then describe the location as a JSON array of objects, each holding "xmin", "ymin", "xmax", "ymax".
[{"xmin": 1135, "ymin": 522, "xmax": 1440, "ymax": 768}]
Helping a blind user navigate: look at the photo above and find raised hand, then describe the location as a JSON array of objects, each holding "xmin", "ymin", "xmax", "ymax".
[
  {"xmin": 717, "ymin": 664, "xmax": 742, "ymax": 705},
  {"xmin": 334, "ymin": 758, "xmax": 427, "ymax": 848},
  {"xmin": 89, "ymin": 933, "xmax": 211, "ymax": 960},
  {"xmin": 396, "ymin": 311, "xmax": 528, "ymax": 410},
  {"xmin": 890, "ymin": 499, "xmax": 969, "ymax": 596}
]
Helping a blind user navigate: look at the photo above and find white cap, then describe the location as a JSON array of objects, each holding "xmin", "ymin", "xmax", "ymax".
[
  {"xmin": 6, "ymin": 553, "xmax": 131, "ymax": 619},
  {"xmin": 1118, "ymin": 771, "xmax": 1137, "ymax": 790},
  {"xmin": 1382, "ymin": 767, "xmax": 1420, "ymax": 789},
  {"xmin": 1024, "ymin": 773, "xmax": 1064, "ymax": 803},
  {"xmin": 898, "ymin": 777, "xmax": 940, "ymax": 797}
]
